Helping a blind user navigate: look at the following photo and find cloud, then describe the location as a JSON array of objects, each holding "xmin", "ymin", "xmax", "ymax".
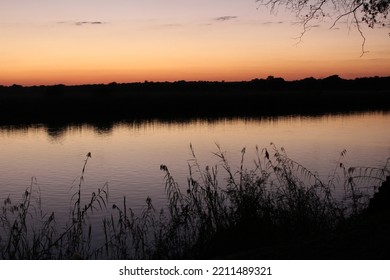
[
  {"xmin": 261, "ymin": 21, "xmax": 284, "ymax": 25},
  {"xmin": 214, "ymin": 16, "xmax": 238, "ymax": 22},
  {"xmin": 56, "ymin": 21, "xmax": 106, "ymax": 26},
  {"xmin": 74, "ymin": 21, "xmax": 105, "ymax": 26},
  {"xmin": 156, "ymin": 23, "xmax": 183, "ymax": 28}
]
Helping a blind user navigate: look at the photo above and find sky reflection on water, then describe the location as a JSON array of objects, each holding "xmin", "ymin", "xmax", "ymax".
[{"xmin": 0, "ymin": 112, "xmax": 389, "ymax": 219}]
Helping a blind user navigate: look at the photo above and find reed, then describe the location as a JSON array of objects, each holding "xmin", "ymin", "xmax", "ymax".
[{"xmin": 0, "ymin": 146, "xmax": 389, "ymax": 259}]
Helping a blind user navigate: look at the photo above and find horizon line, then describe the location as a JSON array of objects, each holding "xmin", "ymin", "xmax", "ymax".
[{"xmin": 2, "ymin": 74, "xmax": 390, "ymax": 88}]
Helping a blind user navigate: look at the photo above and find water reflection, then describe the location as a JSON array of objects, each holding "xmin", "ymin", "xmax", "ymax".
[
  {"xmin": 93, "ymin": 122, "xmax": 115, "ymax": 135},
  {"xmin": 1, "ymin": 111, "xmax": 389, "ymax": 259},
  {"xmin": 0, "ymin": 112, "xmax": 389, "ymax": 217},
  {"xmin": 46, "ymin": 125, "xmax": 67, "ymax": 139},
  {"xmin": 5, "ymin": 111, "xmax": 388, "ymax": 140}
]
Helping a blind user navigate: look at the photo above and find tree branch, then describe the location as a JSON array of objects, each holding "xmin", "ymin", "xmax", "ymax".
[{"xmin": 256, "ymin": 0, "xmax": 385, "ymax": 56}]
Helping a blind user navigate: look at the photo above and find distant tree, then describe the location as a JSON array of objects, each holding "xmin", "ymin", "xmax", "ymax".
[{"xmin": 256, "ymin": 0, "xmax": 389, "ymax": 55}]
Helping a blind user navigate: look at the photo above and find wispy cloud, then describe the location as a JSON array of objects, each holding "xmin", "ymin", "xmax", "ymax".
[
  {"xmin": 57, "ymin": 21, "xmax": 106, "ymax": 26},
  {"xmin": 214, "ymin": 16, "xmax": 238, "ymax": 22},
  {"xmin": 75, "ymin": 21, "xmax": 104, "ymax": 26},
  {"xmin": 261, "ymin": 21, "xmax": 284, "ymax": 25},
  {"xmin": 156, "ymin": 23, "xmax": 183, "ymax": 29}
]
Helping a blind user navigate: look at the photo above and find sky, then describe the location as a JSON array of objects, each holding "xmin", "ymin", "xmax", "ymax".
[{"xmin": 0, "ymin": 0, "xmax": 389, "ymax": 86}]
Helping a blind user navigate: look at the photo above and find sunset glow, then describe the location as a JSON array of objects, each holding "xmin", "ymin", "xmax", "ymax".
[{"xmin": 1, "ymin": 0, "xmax": 389, "ymax": 86}]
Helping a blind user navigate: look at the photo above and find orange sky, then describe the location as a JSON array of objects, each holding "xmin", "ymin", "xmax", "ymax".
[{"xmin": 0, "ymin": 0, "xmax": 389, "ymax": 86}]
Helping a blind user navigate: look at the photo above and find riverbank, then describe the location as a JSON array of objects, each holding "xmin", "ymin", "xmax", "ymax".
[
  {"xmin": 221, "ymin": 176, "xmax": 390, "ymax": 260},
  {"xmin": 1, "ymin": 148, "xmax": 389, "ymax": 260},
  {"xmin": 1, "ymin": 76, "xmax": 389, "ymax": 124}
]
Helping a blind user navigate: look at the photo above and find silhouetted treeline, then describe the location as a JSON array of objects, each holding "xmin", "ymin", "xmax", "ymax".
[{"xmin": 0, "ymin": 75, "xmax": 389, "ymax": 124}]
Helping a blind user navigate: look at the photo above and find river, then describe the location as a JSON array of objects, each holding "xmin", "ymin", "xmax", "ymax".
[{"xmin": 0, "ymin": 112, "xmax": 389, "ymax": 236}]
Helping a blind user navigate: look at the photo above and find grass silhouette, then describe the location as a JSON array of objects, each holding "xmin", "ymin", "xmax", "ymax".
[{"xmin": 0, "ymin": 146, "xmax": 389, "ymax": 259}]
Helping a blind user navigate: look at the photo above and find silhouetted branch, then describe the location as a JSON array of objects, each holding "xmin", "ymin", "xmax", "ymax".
[{"xmin": 256, "ymin": 0, "xmax": 390, "ymax": 56}]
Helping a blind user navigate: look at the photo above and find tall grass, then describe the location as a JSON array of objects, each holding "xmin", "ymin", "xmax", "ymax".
[
  {"xmin": 0, "ymin": 153, "xmax": 109, "ymax": 259},
  {"xmin": 0, "ymin": 145, "xmax": 389, "ymax": 259}
]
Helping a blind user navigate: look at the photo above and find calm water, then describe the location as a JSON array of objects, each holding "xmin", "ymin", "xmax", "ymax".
[{"xmin": 1, "ymin": 112, "xmax": 390, "ymax": 222}]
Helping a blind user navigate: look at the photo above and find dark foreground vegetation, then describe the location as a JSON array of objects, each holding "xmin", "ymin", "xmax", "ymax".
[
  {"xmin": 1, "ymin": 145, "xmax": 389, "ymax": 260},
  {"xmin": 1, "ymin": 75, "xmax": 390, "ymax": 124}
]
